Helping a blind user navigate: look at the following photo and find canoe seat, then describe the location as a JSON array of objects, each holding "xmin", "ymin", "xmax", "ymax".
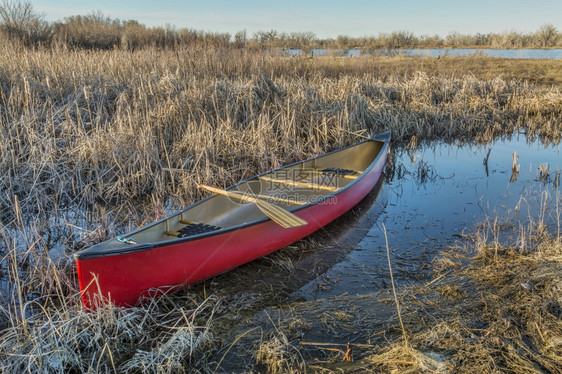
[
  {"xmin": 177, "ymin": 222, "xmax": 222, "ymax": 237},
  {"xmin": 165, "ymin": 222, "xmax": 222, "ymax": 238}
]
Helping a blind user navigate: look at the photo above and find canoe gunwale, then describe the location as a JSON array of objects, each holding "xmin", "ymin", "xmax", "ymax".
[{"xmin": 74, "ymin": 132, "xmax": 391, "ymax": 261}]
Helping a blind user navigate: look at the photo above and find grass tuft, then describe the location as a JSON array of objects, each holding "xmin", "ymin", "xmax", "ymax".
[{"xmin": 360, "ymin": 192, "xmax": 562, "ymax": 373}]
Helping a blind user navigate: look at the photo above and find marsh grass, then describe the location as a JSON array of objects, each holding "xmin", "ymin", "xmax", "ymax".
[
  {"xmin": 1, "ymin": 40, "xmax": 562, "ymax": 372},
  {"xmin": 1, "ymin": 45, "xmax": 561, "ymax": 218},
  {"xmin": 1, "ymin": 277, "xmax": 218, "ymax": 373},
  {"xmin": 357, "ymin": 192, "xmax": 562, "ymax": 373},
  {"xmin": 1, "ymin": 300, "xmax": 217, "ymax": 373},
  {"xmin": 256, "ymin": 329, "xmax": 306, "ymax": 374}
]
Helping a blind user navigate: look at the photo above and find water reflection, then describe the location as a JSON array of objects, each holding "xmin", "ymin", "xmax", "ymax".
[
  {"xmin": 299, "ymin": 134, "xmax": 561, "ymax": 301},
  {"xmin": 199, "ymin": 176, "xmax": 386, "ymax": 299}
]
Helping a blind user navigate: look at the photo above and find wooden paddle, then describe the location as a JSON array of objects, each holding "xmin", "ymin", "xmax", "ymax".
[{"xmin": 198, "ymin": 185, "xmax": 308, "ymax": 228}]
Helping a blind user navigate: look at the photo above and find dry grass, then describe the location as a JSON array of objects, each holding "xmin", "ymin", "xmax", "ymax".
[
  {"xmin": 0, "ymin": 44, "xmax": 561, "ymax": 217},
  {"xmin": 363, "ymin": 55, "xmax": 562, "ymax": 87},
  {"xmin": 0, "ymin": 262, "xmax": 217, "ymax": 373},
  {"xmin": 0, "ymin": 201, "xmax": 218, "ymax": 372},
  {"xmin": 1, "ymin": 40, "xmax": 562, "ymax": 372},
  {"xmin": 0, "ymin": 198, "xmax": 217, "ymax": 372},
  {"xmin": 1, "ymin": 299, "xmax": 216, "ymax": 373},
  {"xmin": 358, "ymin": 192, "xmax": 562, "ymax": 373},
  {"xmin": 256, "ymin": 330, "xmax": 306, "ymax": 374}
]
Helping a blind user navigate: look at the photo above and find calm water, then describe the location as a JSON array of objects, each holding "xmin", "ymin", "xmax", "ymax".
[
  {"xmin": 406, "ymin": 48, "xmax": 562, "ymax": 59},
  {"xmin": 216, "ymin": 135, "xmax": 561, "ymax": 370},
  {"xmin": 285, "ymin": 48, "xmax": 562, "ymax": 59},
  {"xmin": 300, "ymin": 135, "xmax": 561, "ymax": 298}
]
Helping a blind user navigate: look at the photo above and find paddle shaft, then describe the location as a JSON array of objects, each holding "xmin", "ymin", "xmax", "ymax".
[{"xmin": 199, "ymin": 184, "xmax": 258, "ymax": 203}]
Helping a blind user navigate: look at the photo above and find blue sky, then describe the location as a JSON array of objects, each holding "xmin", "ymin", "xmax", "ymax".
[{"xmin": 33, "ymin": 0, "xmax": 562, "ymax": 39}]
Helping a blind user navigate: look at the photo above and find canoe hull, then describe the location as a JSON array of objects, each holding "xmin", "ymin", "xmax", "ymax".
[{"xmin": 76, "ymin": 135, "xmax": 390, "ymax": 309}]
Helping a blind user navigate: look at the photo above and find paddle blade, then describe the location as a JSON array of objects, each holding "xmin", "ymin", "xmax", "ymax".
[
  {"xmin": 254, "ymin": 199, "xmax": 308, "ymax": 228},
  {"xmin": 198, "ymin": 184, "xmax": 307, "ymax": 229}
]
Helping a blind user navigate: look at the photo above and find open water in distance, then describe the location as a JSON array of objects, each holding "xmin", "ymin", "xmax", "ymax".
[{"xmin": 285, "ymin": 48, "xmax": 562, "ymax": 59}]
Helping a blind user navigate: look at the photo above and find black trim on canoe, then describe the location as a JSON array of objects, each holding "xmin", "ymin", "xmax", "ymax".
[{"xmin": 74, "ymin": 132, "xmax": 391, "ymax": 260}]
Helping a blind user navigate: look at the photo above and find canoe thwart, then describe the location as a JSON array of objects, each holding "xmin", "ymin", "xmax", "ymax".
[
  {"xmin": 259, "ymin": 175, "xmax": 339, "ymax": 192},
  {"xmin": 303, "ymin": 167, "xmax": 360, "ymax": 180}
]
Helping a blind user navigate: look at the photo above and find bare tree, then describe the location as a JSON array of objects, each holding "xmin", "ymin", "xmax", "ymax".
[
  {"xmin": 253, "ymin": 30, "xmax": 278, "ymax": 49},
  {"xmin": 0, "ymin": 0, "xmax": 50, "ymax": 45},
  {"xmin": 535, "ymin": 23, "xmax": 559, "ymax": 48},
  {"xmin": 234, "ymin": 29, "xmax": 247, "ymax": 48}
]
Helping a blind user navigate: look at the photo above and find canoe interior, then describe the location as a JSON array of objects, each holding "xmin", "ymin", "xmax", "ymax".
[{"xmin": 128, "ymin": 139, "xmax": 384, "ymax": 244}]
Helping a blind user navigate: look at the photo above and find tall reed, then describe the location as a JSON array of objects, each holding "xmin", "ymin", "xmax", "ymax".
[
  {"xmin": 1, "ymin": 46, "xmax": 560, "ymax": 217},
  {"xmin": 363, "ymin": 191, "xmax": 562, "ymax": 373}
]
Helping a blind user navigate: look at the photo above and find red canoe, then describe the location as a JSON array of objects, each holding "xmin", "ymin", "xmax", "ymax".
[{"xmin": 74, "ymin": 132, "xmax": 391, "ymax": 309}]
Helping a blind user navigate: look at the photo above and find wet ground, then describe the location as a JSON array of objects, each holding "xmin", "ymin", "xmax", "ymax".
[
  {"xmin": 2, "ymin": 134, "xmax": 559, "ymax": 372},
  {"xmin": 210, "ymin": 134, "xmax": 561, "ymax": 371}
]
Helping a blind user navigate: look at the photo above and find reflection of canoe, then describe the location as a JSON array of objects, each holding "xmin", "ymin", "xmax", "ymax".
[
  {"xmin": 213, "ymin": 176, "xmax": 388, "ymax": 301},
  {"xmin": 74, "ymin": 132, "xmax": 391, "ymax": 309}
]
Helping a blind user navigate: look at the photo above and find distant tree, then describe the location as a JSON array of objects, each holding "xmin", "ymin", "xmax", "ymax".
[
  {"xmin": 234, "ymin": 29, "xmax": 247, "ymax": 48},
  {"xmin": 206, "ymin": 32, "xmax": 230, "ymax": 48},
  {"xmin": 121, "ymin": 19, "xmax": 147, "ymax": 50},
  {"xmin": 336, "ymin": 35, "xmax": 351, "ymax": 50},
  {"xmin": 445, "ymin": 31, "xmax": 462, "ymax": 47},
  {"xmin": 389, "ymin": 30, "xmax": 417, "ymax": 48},
  {"xmin": 55, "ymin": 12, "xmax": 121, "ymax": 49},
  {"xmin": 253, "ymin": 30, "xmax": 278, "ymax": 49},
  {"xmin": 418, "ymin": 34, "xmax": 443, "ymax": 47},
  {"xmin": 0, "ymin": 0, "xmax": 51, "ymax": 46},
  {"xmin": 284, "ymin": 31, "xmax": 315, "ymax": 51},
  {"xmin": 473, "ymin": 33, "xmax": 490, "ymax": 46},
  {"xmin": 490, "ymin": 31, "xmax": 524, "ymax": 48},
  {"xmin": 535, "ymin": 23, "xmax": 559, "ymax": 47}
]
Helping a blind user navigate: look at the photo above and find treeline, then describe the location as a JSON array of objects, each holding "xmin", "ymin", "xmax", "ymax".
[
  {"xmin": 0, "ymin": 2, "xmax": 234, "ymax": 50},
  {"xmin": 54, "ymin": 13, "xmax": 233, "ymax": 50},
  {"xmin": 0, "ymin": 1, "xmax": 560, "ymax": 51},
  {"xmin": 330, "ymin": 27, "xmax": 561, "ymax": 50}
]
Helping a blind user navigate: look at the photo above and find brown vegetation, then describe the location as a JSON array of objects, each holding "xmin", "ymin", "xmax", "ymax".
[
  {"xmin": 0, "ymin": 33, "xmax": 561, "ymax": 372},
  {"xmin": 0, "ymin": 42, "xmax": 560, "ymax": 218},
  {"xmin": 359, "ymin": 196, "xmax": 562, "ymax": 373}
]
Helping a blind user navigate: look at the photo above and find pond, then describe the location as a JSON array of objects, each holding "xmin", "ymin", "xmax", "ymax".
[
  {"xmin": 302, "ymin": 134, "xmax": 560, "ymax": 296},
  {"xmin": 405, "ymin": 48, "xmax": 562, "ymax": 59},
  {"xmin": 213, "ymin": 134, "xmax": 561, "ymax": 370},
  {"xmin": 284, "ymin": 48, "xmax": 562, "ymax": 59}
]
